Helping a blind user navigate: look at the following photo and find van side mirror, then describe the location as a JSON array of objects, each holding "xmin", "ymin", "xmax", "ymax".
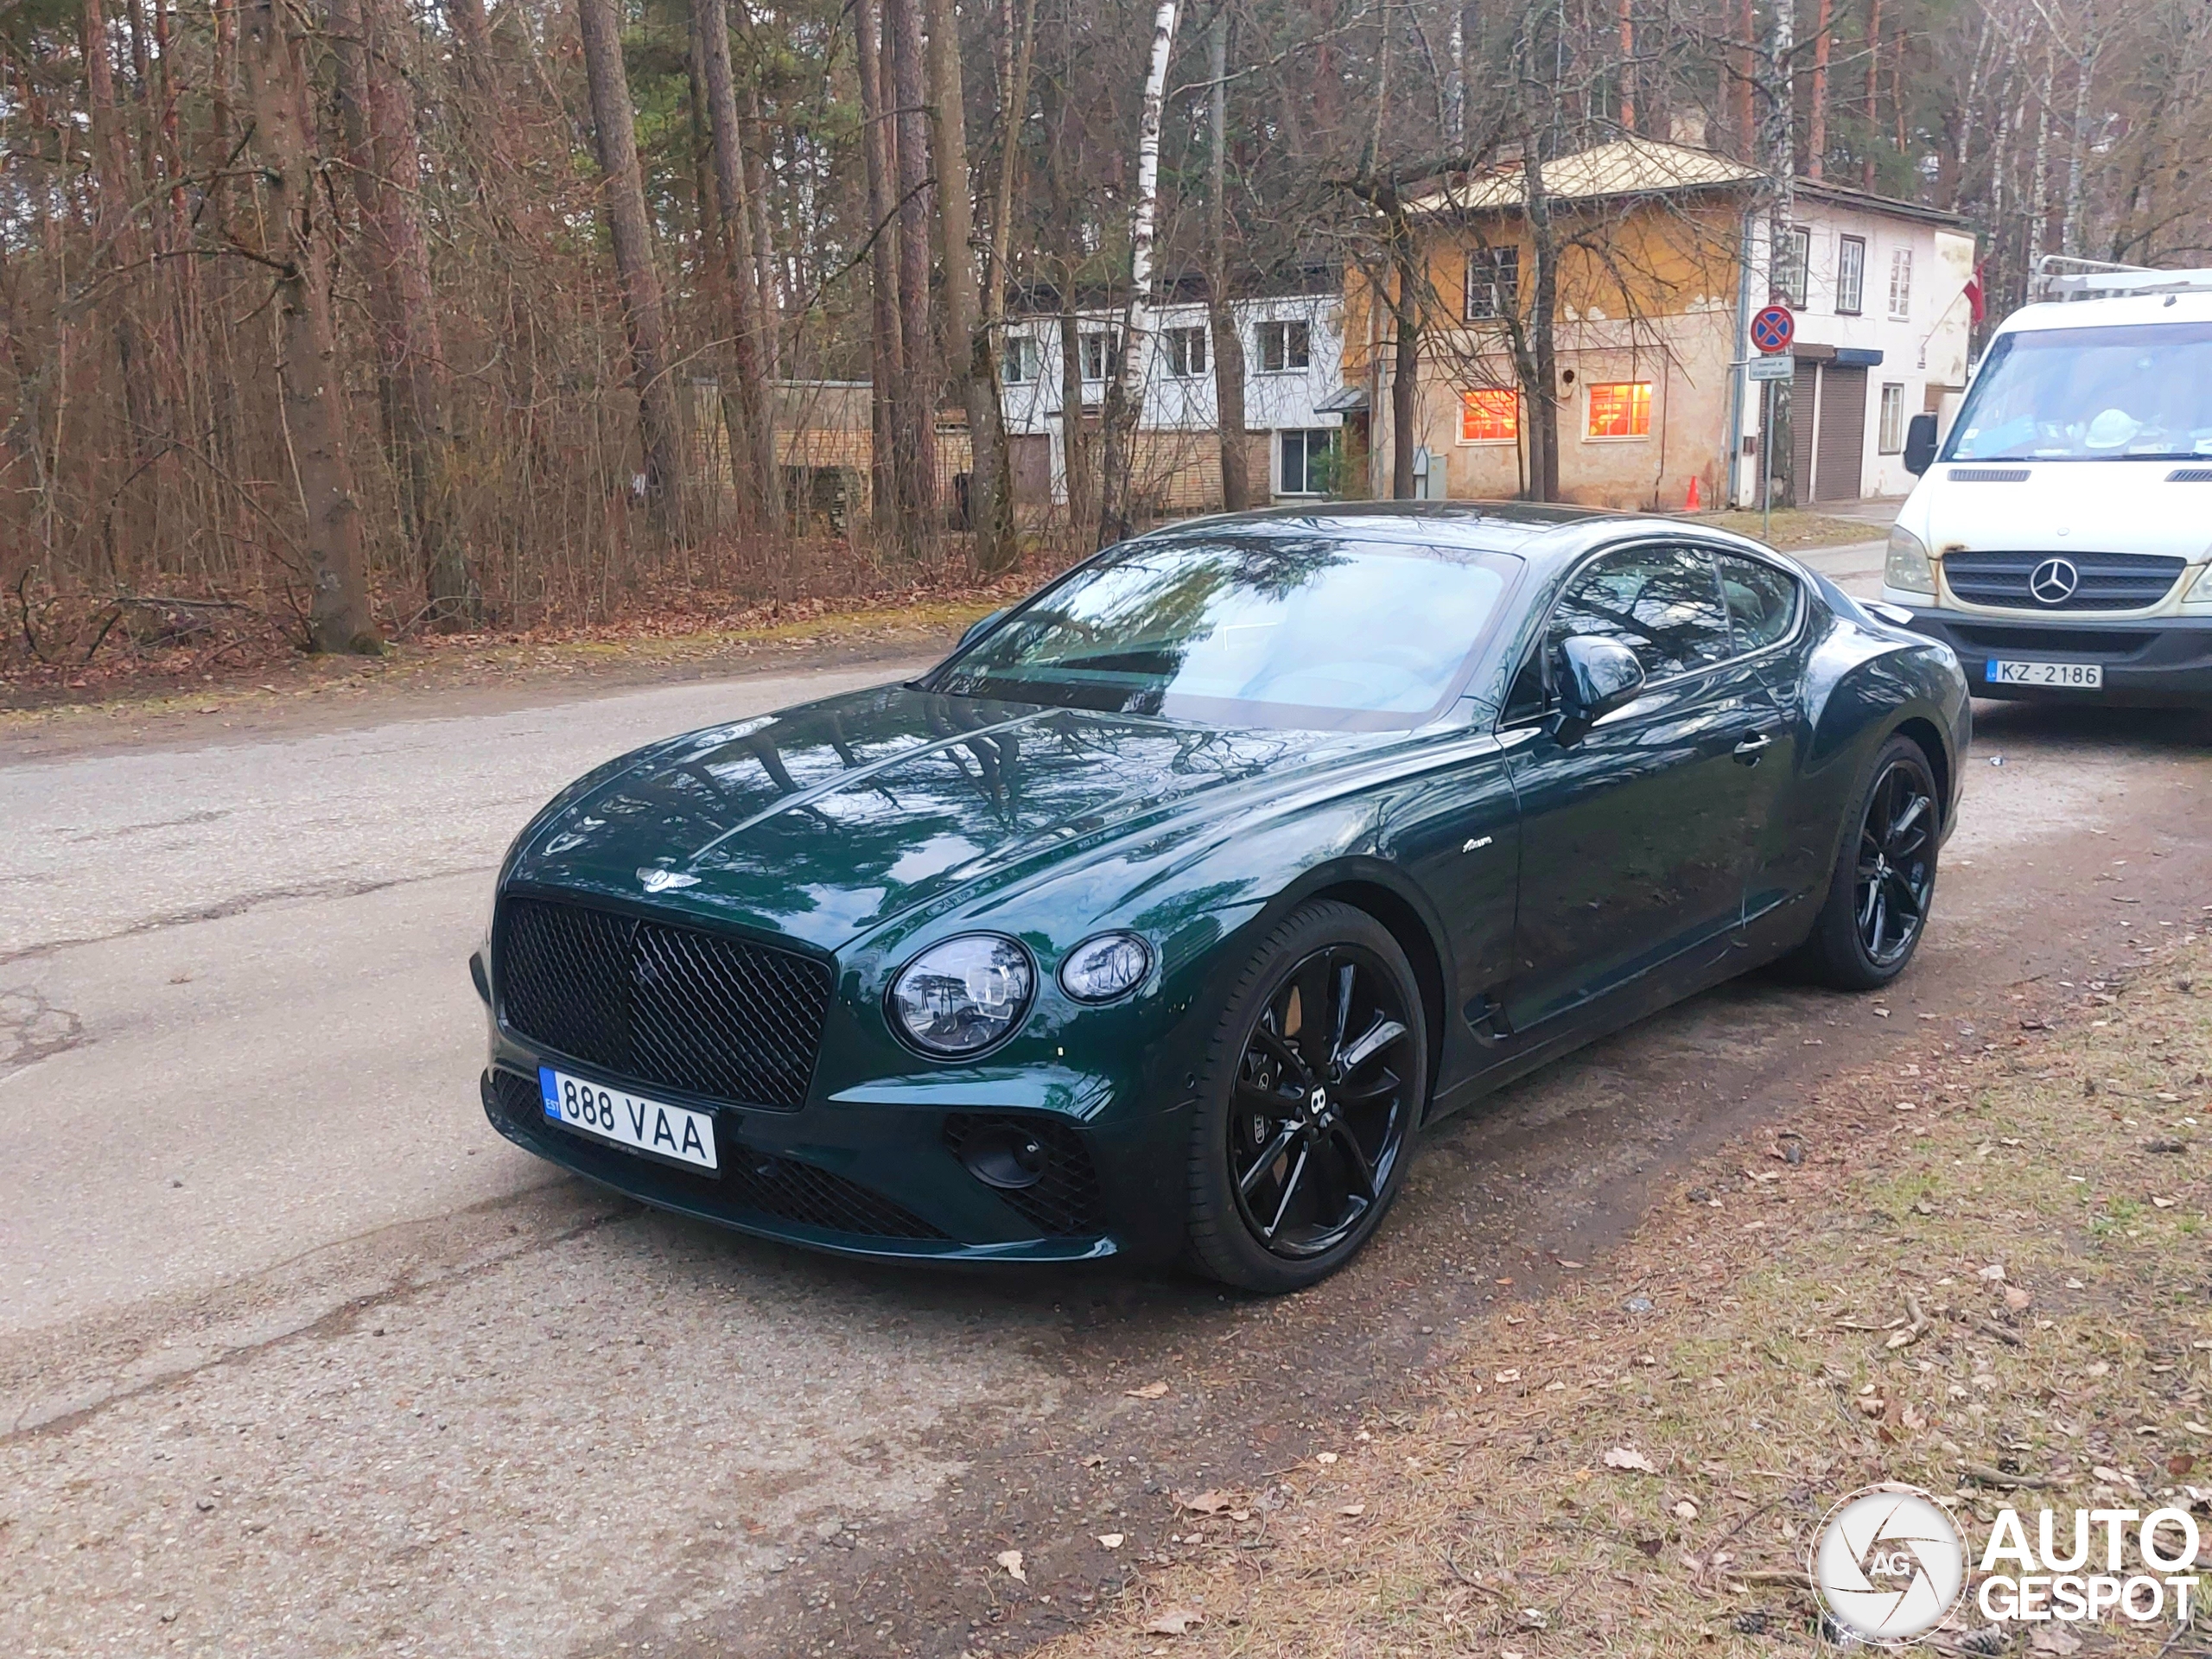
[
  {"xmin": 957, "ymin": 607, "xmax": 1009, "ymax": 651},
  {"xmin": 1554, "ymin": 635, "xmax": 1645, "ymax": 736},
  {"xmin": 1903, "ymin": 412, "xmax": 1940, "ymax": 476}
]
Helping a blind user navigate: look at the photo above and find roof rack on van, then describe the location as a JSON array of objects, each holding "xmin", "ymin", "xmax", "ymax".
[{"xmin": 2031, "ymin": 253, "xmax": 2212, "ymax": 300}]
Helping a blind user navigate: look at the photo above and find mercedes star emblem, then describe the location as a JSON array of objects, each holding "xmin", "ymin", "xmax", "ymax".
[{"xmin": 2029, "ymin": 556, "xmax": 2080, "ymax": 605}]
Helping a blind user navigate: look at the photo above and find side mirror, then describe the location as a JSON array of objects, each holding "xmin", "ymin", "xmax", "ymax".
[
  {"xmin": 1555, "ymin": 635, "xmax": 1646, "ymax": 734},
  {"xmin": 1903, "ymin": 412, "xmax": 1940, "ymax": 476},
  {"xmin": 957, "ymin": 607, "xmax": 1009, "ymax": 651}
]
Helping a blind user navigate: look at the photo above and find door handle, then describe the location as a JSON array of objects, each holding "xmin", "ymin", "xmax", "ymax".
[{"xmin": 1732, "ymin": 732, "xmax": 1773, "ymax": 765}]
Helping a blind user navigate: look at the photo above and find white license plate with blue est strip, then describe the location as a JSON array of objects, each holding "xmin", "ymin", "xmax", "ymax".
[
  {"xmin": 539, "ymin": 1066, "xmax": 719, "ymax": 1171},
  {"xmin": 1987, "ymin": 659, "xmax": 2101, "ymax": 689}
]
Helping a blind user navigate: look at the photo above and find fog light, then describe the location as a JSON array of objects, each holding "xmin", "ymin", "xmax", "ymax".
[{"xmin": 957, "ymin": 1122, "xmax": 1048, "ymax": 1190}]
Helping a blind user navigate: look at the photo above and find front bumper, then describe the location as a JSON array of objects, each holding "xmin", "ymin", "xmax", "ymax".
[
  {"xmin": 1890, "ymin": 606, "xmax": 2212, "ymax": 707},
  {"xmin": 480, "ymin": 1053, "xmax": 1195, "ymax": 1268}
]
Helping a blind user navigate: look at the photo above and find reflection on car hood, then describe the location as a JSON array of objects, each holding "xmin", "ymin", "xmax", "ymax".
[{"xmin": 505, "ymin": 683, "xmax": 1381, "ymax": 950}]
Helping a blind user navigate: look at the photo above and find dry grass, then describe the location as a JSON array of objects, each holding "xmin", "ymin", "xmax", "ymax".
[
  {"xmin": 1685, "ymin": 508, "xmax": 1891, "ymax": 552},
  {"xmin": 1040, "ymin": 941, "xmax": 2212, "ymax": 1657}
]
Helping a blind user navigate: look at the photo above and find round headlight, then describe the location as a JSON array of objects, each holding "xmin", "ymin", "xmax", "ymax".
[
  {"xmin": 1058, "ymin": 932, "xmax": 1153, "ymax": 1002},
  {"xmin": 888, "ymin": 934, "xmax": 1035, "ymax": 1056}
]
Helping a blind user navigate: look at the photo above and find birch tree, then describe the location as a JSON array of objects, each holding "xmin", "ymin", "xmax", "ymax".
[{"xmin": 1096, "ymin": 0, "xmax": 1181, "ymax": 545}]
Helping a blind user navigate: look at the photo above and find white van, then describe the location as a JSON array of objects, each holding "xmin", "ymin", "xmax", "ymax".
[{"xmin": 1881, "ymin": 261, "xmax": 2212, "ymax": 705}]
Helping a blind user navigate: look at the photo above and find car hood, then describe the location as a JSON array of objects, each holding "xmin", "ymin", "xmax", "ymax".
[
  {"xmin": 503, "ymin": 683, "xmax": 1384, "ymax": 950},
  {"xmin": 1910, "ymin": 461, "xmax": 2212, "ymax": 563}
]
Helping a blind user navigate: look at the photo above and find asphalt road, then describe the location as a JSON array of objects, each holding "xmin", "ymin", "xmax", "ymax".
[{"xmin": 3, "ymin": 588, "xmax": 2208, "ymax": 1659}]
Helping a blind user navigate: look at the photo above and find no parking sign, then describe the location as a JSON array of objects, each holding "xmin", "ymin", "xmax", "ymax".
[{"xmin": 1751, "ymin": 303, "xmax": 1796, "ymax": 354}]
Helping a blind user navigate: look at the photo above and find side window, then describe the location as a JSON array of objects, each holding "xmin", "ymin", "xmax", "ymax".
[
  {"xmin": 1714, "ymin": 554, "xmax": 1801, "ymax": 652},
  {"xmin": 1545, "ymin": 546, "xmax": 1733, "ymax": 682}
]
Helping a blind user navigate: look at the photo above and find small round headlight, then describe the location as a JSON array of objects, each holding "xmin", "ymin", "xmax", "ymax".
[
  {"xmin": 1058, "ymin": 932, "xmax": 1153, "ymax": 1002},
  {"xmin": 888, "ymin": 934, "xmax": 1035, "ymax": 1056}
]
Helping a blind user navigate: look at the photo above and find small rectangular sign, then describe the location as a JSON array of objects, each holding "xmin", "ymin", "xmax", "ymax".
[{"xmin": 1748, "ymin": 354, "xmax": 1796, "ymax": 381}]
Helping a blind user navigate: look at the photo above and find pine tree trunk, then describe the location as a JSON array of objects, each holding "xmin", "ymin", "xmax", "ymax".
[
  {"xmin": 855, "ymin": 0, "xmax": 905, "ymax": 543},
  {"xmin": 1862, "ymin": 0, "xmax": 1881, "ymax": 188},
  {"xmin": 334, "ymin": 0, "xmax": 479, "ymax": 626},
  {"xmin": 925, "ymin": 0, "xmax": 1014, "ymax": 570},
  {"xmin": 1808, "ymin": 0, "xmax": 1832, "ymax": 177},
  {"xmin": 240, "ymin": 0, "xmax": 378, "ymax": 652},
  {"xmin": 577, "ymin": 0, "xmax": 688, "ymax": 539},
  {"xmin": 693, "ymin": 0, "xmax": 781, "ymax": 531},
  {"xmin": 1206, "ymin": 11, "xmax": 1250, "ymax": 511}
]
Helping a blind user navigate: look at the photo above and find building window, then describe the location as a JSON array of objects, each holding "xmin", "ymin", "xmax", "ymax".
[
  {"xmin": 1777, "ymin": 225, "xmax": 1812, "ymax": 308},
  {"xmin": 1837, "ymin": 235, "xmax": 1866, "ymax": 315},
  {"xmin": 1164, "ymin": 325, "xmax": 1208, "ymax": 378},
  {"xmin": 1464, "ymin": 247, "xmax": 1520, "ymax": 320},
  {"xmin": 1001, "ymin": 336, "xmax": 1039, "ymax": 385},
  {"xmin": 1888, "ymin": 248, "xmax": 1913, "ymax": 320},
  {"xmin": 1461, "ymin": 387, "xmax": 1520, "ymax": 442},
  {"xmin": 1278, "ymin": 428, "xmax": 1336, "ymax": 494},
  {"xmin": 1586, "ymin": 382, "xmax": 1653, "ymax": 440},
  {"xmin": 1256, "ymin": 319, "xmax": 1311, "ymax": 373},
  {"xmin": 1878, "ymin": 382, "xmax": 1906, "ymax": 453},
  {"xmin": 1078, "ymin": 330, "xmax": 1121, "ymax": 382}
]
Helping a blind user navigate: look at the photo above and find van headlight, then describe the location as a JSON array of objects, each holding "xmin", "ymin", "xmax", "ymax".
[
  {"xmin": 1885, "ymin": 525, "xmax": 1936, "ymax": 596},
  {"xmin": 2183, "ymin": 564, "xmax": 2212, "ymax": 612},
  {"xmin": 888, "ymin": 935, "xmax": 1035, "ymax": 1056}
]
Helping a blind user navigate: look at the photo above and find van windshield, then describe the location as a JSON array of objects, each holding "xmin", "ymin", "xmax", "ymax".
[{"xmin": 1944, "ymin": 321, "xmax": 2212, "ymax": 461}]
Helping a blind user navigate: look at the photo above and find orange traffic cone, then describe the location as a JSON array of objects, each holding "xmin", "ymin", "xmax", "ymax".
[{"xmin": 1685, "ymin": 475, "xmax": 1702, "ymax": 512}]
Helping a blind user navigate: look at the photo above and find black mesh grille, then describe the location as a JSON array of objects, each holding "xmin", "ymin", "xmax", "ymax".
[
  {"xmin": 944, "ymin": 1113, "xmax": 1106, "ymax": 1236},
  {"xmin": 2166, "ymin": 467, "xmax": 2212, "ymax": 483},
  {"xmin": 1947, "ymin": 467, "xmax": 2031, "ymax": 482},
  {"xmin": 1951, "ymin": 626, "xmax": 2158, "ymax": 657},
  {"xmin": 496, "ymin": 896, "xmax": 830, "ymax": 1109},
  {"xmin": 486, "ymin": 1069, "xmax": 948, "ymax": 1240},
  {"xmin": 1943, "ymin": 550, "xmax": 2185, "ymax": 612}
]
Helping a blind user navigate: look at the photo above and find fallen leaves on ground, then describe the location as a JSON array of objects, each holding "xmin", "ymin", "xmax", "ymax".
[
  {"xmin": 1027, "ymin": 931, "xmax": 2212, "ymax": 1658},
  {"xmin": 995, "ymin": 1549, "xmax": 1026, "ymax": 1583},
  {"xmin": 1124, "ymin": 1381, "xmax": 1170, "ymax": 1400}
]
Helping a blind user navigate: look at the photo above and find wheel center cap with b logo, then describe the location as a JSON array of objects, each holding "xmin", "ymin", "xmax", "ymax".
[{"xmin": 2029, "ymin": 557, "xmax": 2080, "ymax": 605}]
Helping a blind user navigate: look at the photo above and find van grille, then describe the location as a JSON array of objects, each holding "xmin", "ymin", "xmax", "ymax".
[{"xmin": 1942, "ymin": 550, "xmax": 2184, "ymax": 612}]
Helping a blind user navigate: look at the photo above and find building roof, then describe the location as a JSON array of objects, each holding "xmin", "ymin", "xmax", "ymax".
[
  {"xmin": 1404, "ymin": 137, "xmax": 1967, "ymax": 231},
  {"xmin": 1404, "ymin": 137, "xmax": 1759, "ymax": 215}
]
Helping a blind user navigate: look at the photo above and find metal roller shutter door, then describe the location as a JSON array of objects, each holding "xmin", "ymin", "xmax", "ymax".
[{"xmin": 1814, "ymin": 365, "xmax": 1868, "ymax": 502}]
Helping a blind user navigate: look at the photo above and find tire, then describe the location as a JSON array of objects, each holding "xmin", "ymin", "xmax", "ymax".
[
  {"xmin": 1791, "ymin": 734, "xmax": 1941, "ymax": 991},
  {"xmin": 1185, "ymin": 900, "xmax": 1428, "ymax": 1293}
]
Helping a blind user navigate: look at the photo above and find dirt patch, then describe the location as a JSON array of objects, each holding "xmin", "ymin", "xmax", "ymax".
[{"xmin": 1031, "ymin": 940, "xmax": 2212, "ymax": 1657}]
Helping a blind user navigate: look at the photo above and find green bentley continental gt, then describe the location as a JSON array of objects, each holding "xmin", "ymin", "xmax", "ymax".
[{"xmin": 474, "ymin": 504, "xmax": 1970, "ymax": 1291}]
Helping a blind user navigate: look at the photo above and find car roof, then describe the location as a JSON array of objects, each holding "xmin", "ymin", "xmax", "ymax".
[{"xmin": 1137, "ymin": 499, "xmax": 1785, "ymax": 575}]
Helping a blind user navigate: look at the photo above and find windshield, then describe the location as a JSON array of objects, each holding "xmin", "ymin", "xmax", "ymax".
[
  {"xmin": 1944, "ymin": 321, "xmax": 2212, "ymax": 461},
  {"xmin": 930, "ymin": 534, "xmax": 1516, "ymax": 730}
]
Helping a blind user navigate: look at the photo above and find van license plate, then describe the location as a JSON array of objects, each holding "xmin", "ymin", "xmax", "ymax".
[{"xmin": 1987, "ymin": 659, "xmax": 2102, "ymax": 689}]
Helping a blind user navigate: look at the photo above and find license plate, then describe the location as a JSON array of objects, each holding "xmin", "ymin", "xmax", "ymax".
[
  {"xmin": 538, "ymin": 1066, "xmax": 718, "ymax": 1171},
  {"xmin": 1986, "ymin": 659, "xmax": 2103, "ymax": 689}
]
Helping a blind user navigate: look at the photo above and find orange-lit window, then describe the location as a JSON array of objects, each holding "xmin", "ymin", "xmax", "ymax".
[
  {"xmin": 1586, "ymin": 381, "xmax": 1652, "ymax": 439},
  {"xmin": 1461, "ymin": 388, "xmax": 1519, "ymax": 442}
]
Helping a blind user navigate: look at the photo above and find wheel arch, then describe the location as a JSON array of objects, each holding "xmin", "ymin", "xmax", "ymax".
[
  {"xmin": 1890, "ymin": 714, "xmax": 1953, "ymax": 831},
  {"xmin": 1285, "ymin": 868, "xmax": 1451, "ymax": 1122}
]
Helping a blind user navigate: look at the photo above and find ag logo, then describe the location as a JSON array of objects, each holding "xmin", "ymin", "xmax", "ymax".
[{"xmin": 1811, "ymin": 1484, "xmax": 1967, "ymax": 1643}]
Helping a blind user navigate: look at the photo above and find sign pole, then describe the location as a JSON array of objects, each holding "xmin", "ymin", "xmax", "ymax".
[{"xmin": 1760, "ymin": 378, "xmax": 1773, "ymax": 543}]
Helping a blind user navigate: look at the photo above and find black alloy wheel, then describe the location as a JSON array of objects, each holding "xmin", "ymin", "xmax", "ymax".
[
  {"xmin": 1187, "ymin": 900, "xmax": 1427, "ymax": 1292},
  {"xmin": 1855, "ymin": 757, "xmax": 1936, "ymax": 965},
  {"xmin": 1794, "ymin": 734, "xmax": 1941, "ymax": 991}
]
